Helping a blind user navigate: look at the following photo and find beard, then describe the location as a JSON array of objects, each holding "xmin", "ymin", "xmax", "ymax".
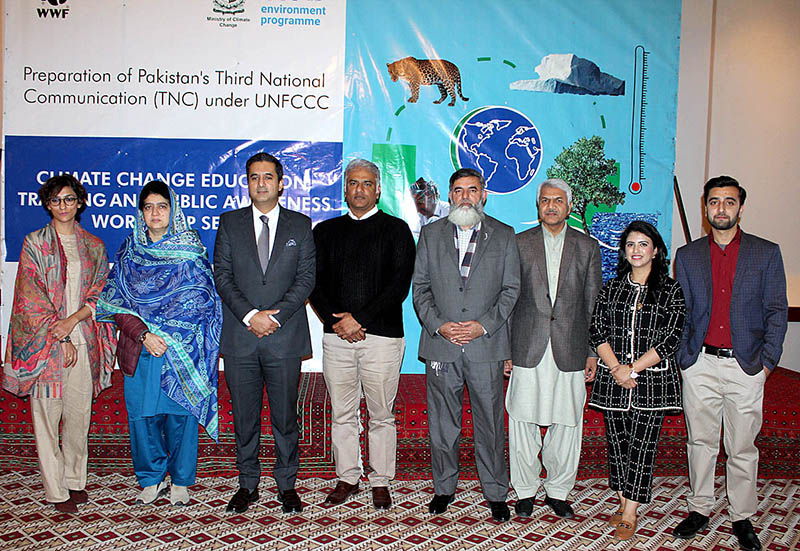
[
  {"xmin": 708, "ymin": 212, "xmax": 739, "ymax": 230},
  {"xmin": 448, "ymin": 200, "xmax": 485, "ymax": 227}
]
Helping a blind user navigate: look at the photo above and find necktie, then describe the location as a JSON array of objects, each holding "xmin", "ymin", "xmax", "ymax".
[{"xmin": 257, "ymin": 215, "xmax": 270, "ymax": 272}]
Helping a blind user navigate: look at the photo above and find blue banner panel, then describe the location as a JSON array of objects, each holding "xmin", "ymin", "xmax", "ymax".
[{"xmin": 4, "ymin": 136, "xmax": 343, "ymax": 261}]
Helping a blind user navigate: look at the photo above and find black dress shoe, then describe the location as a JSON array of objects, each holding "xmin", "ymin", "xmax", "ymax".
[
  {"xmin": 514, "ymin": 497, "xmax": 534, "ymax": 518},
  {"xmin": 277, "ymin": 489, "xmax": 303, "ymax": 513},
  {"xmin": 372, "ymin": 487, "xmax": 392, "ymax": 510},
  {"xmin": 69, "ymin": 489, "xmax": 89, "ymax": 504},
  {"xmin": 428, "ymin": 494, "xmax": 454, "ymax": 514},
  {"xmin": 544, "ymin": 495, "xmax": 575, "ymax": 519},
  {"xmin": 672, "ymin": 511, "xmax": 710, "ymax": 539},
  {"xmin": 489, "ymin": 501, "xmax": 511, "ymax": 522},
  {"xmin": 732, "ymin": 519, "xmax": 762, "ymax": 551},
  {"xmin": 324, "ymin": 481, "xmax": 359, "ymax": 505},
  {"xmin": 226, "ymin": 488, "xmax": 259, "ymax": 513}
]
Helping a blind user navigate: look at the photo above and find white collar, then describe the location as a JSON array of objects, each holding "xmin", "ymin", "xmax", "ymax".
[{"xmin": 347, "ymin": 205, "xmax": 379, "ymax": 220}]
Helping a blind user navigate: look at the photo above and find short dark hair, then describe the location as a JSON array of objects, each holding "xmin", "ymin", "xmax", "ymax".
[
  {"xmin": 703, "ymin": 175, "xmax": 746, "ymax": 205},
  {"xmin": 246, "ymin": 152, "xmax": 284, "ymax": 183},
  {"xmin": 616, "ymin": 220, "xmax": 669, "ymax": 303},
  {"xmin": 138, "ymin": 180, "xmax": 171, "ymax": 211},
  {"xmin": 449, "ymin": 168, "xmax": 485, "ymax": 191},
  {"xmin": 38, "ymin": 174, "xmax": 88, "ymax": 221}
]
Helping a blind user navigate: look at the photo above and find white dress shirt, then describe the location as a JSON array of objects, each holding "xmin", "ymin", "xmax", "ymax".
[{"xmin": 243, "ymin": 203, "xmax": 281, "ymax": 327}]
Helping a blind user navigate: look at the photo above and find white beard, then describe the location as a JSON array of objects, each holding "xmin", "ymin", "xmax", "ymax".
[{"xmin": 447, "ymin": 201, "xmax": 485, "ymax": 227}]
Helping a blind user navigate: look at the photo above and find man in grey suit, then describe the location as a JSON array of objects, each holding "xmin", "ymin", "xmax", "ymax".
[
  {"xmin": 413, "ymin": 167, "xmax": 520, "ymax": 522},
  {"xmin": 672, "ymin": 176, "xmax": 787, "ymax": 551},
  {"xmin": 214, "ymin": 152, "xmax": 315, "ymax": 514},
  {"xmin": 505, "ymin": 178, "xmax": 602, "ymax": 519}
]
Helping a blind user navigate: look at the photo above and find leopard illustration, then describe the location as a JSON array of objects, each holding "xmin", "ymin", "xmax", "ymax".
[{"xmin": 386, "ymin": 57, "xmax": 469, "ymax": 107}]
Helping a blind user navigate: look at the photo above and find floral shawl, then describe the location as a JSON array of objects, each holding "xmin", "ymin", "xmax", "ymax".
[
  {"xmin": 96, "ymin": 187, "xmax": 221, "ymax": 441},
  {"xmin": 3, "ymin": 223, "xmax": 117, "ymax": 398}
]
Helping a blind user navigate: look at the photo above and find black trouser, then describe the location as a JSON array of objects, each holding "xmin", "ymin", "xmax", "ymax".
[{"xmin": 603, "ymin": 408, "xmax": 666, "ymax": 503}]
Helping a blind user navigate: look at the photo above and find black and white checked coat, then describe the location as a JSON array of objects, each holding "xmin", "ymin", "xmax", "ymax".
[{"xmin": 588, "ymin": 274, "xmax": 686, "ymax": 411}]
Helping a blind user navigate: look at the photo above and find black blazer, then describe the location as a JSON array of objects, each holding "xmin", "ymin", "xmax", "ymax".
[
  {"xmin": 213, "ymin": 205, "xmax": 315, "ymax": 358},
  {"xmin": 588, "ymin": 275, "xmax": 685, "ymax": 411}
]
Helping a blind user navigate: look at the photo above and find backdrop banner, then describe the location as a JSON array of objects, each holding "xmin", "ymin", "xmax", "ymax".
[{"xmin": 2, "ymin": 0, "xmax": 681, "ymax": 374}]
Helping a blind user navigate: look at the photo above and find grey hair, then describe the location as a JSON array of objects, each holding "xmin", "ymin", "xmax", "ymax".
[
  {"xmin": 344, "ymin": 158, "xmax": 381, "ymax": 186},
  {"xmin": 537, "ymin": 178, "xmax": 573, "ymax": 204}
]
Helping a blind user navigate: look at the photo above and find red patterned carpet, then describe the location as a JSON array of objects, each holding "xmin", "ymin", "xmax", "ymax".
[
  {"xmin": 1, "ymin": 367, "xmax": 799, "ymax": 480},
  {"xmin": 1, "ymin": 472, "xmax": 798, "ymax": 551}
]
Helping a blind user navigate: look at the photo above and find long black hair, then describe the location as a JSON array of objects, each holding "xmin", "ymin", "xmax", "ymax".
[{"xmin": 616, "ymin": 220, "xmax": 669, "ymax": 303}]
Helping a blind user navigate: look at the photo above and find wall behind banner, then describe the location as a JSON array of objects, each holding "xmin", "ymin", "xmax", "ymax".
[{"xmin": 1, "ymin": 0, "xmax": 684, "ymax": 374}]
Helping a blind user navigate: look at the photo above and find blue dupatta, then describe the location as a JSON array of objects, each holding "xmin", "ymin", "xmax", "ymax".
[{"xmin": 97, "ymin": 187, "xmax": 221, "ymax": 441}]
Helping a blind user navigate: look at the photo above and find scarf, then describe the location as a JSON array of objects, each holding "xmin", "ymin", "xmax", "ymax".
[
  {"xmin": 96, "ymin": 187, "xmax": 222, "ymax": 441},
  {"xmin": 4, "ymin": 223, "xmax": 116, "ymax": 398}
]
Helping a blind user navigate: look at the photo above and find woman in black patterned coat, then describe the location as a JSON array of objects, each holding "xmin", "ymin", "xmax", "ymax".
[{"xmin": 588, "ymin": 220, "xmax": 685, "ymax": 541}]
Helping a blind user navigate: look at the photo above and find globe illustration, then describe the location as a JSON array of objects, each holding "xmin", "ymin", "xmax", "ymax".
[{"xmin": 452, "ymin": 106, "xmax": 542, "ymax": 194}]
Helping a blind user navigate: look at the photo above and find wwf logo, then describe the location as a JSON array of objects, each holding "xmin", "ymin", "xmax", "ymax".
[
  {"xmin": 38, "ymin": 0, "xmax": 69, "ymax": 18},
  {"xmin": 212, "ymin": 0, "xmax": 245, "ymax": 15}
]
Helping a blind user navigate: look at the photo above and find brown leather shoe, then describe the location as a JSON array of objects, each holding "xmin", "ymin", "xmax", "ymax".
[
  {"xmin": 54, "ymin": 498, "xmax": 78, "ymax": 513},
  {"xmin": 614, "ymin": 518, "xmax": 638, "ymax": 540},
  {"xmin": 324, "ymin": 481, "xmax": 359, "ymax": 505},
  {"xmin": 372, "ymin": 486, "xmax": 391, "ymax": 510},
  {"xmin": 609, "ymin": 507, "xmax": 624, "ymax": 527},
  {"xmin": 69, "ymin": 489, "xmax": 89, "ymax": 504}
]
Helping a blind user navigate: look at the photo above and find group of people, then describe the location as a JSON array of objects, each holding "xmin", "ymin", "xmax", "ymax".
[{"xmin": 3, "ymin": 153, "xmax": 786, "ymax": 551}]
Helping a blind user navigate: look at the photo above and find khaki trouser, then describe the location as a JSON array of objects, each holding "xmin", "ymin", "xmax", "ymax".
[
  {"xmin": 681, "ymin": 352, "xmax": 766, "ymax": 521},
  {"xmin": 31, "ymin": 344, "xmax": 92, "ymax": 503},
  {"xmin": 322, "ymin": 333, "xmax": 404, "ymax": 487}
]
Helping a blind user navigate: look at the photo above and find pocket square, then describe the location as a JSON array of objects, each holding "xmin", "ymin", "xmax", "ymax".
[{"xmin": 286, "ymin": 239, "xmax": 297, "ymax": 247}]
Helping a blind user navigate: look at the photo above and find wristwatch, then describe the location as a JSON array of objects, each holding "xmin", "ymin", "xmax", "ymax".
[
  {"xmin": 138, "ymin": 330, "xmax": 150, "ymax": 344},
  {"xmin": 59, "ymin": 336, "xmax": 71, "ymax": 343}
]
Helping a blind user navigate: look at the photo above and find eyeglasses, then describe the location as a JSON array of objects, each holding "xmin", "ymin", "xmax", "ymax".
[{"xmin": 48, "ymin": 196, "xmax": 78, "ymax": 207}]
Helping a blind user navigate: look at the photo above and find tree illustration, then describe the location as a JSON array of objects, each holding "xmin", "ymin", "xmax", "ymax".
[{"xmin": 546, "ymin": 135, "xmax": 625, "ymax": 233}]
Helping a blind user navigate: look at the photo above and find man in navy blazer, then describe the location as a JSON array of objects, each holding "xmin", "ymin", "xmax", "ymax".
[
  {"xmin": 214, "ymin": 152, "xmax": 315, "ymax": 514},
  {"xmin": 672, "ymin": 176, "xmax": 787, "ymax": 551}
]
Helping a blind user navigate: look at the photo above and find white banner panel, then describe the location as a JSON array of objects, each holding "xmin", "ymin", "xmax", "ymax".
[
  {"xmin": 2, "ymin": 0, "xmax": 347, "ymax": 370},
  {"xmin": 3, "ymin": 0, "xmax": 345, "ymax": 141}
]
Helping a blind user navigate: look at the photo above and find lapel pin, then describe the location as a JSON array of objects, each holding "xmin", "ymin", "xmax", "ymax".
[{"xmin": 286, "ymin": 239, "xmax": 297, "ymax": 247}]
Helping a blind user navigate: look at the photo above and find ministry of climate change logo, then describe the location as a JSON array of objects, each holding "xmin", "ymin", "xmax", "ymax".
[
  {"xmin": 451, "ymin": 106, "xmax": 542, "ymax": 194},
  {"xmin": 213, "ymin": 0, "xmax": 245, "ymax": 14}
]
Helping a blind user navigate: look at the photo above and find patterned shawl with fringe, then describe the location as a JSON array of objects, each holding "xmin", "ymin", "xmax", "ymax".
[
  {"xmin": 96, "ymin": 187, "xmax": 221, "ymax": 441},
  {"xmin": 3, "ymin": 223, "xmax": 117, "ymax": 398}
]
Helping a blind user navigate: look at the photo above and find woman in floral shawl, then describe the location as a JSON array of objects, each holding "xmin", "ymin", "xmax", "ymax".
[
  {"xmin": 3, "ymin": 174, "xmax": 117, "ymax": 514},
  {"xmin": 97, "ymin": 180, "xmax": 221, "ymax": 507}
]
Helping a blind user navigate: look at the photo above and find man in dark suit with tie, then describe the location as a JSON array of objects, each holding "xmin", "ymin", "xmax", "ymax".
[
  {"xmin": 214, "ymin": 152, "xmax": 315, "ymax": 514},
  {"xmin": 672, "ymin": 176, "xmax": 787, "ymax": 551},
  {"xmin": 413, "ymin": 168, "xmax": 520, "ymax": 522}
]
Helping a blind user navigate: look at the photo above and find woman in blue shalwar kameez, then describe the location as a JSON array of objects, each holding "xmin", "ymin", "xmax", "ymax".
[{"xmin": 97, "ymin": 180, "xmax": 221, "ymax": 506}]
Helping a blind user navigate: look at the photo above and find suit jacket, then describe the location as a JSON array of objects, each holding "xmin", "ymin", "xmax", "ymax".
[
  {"xmin": 213, "ymin": 205, "xmax": 315, "ymax": 358},
  {"xmin": 412, "ymin": 215, "xmax": 520, "ymax": 363},
  {"xmin": 675, "ymin": 230, "xmax": 787, "ymax": 375},
  {"xmin": 510, "ymin": 225, "xmax": 602, "ymax": 371}
]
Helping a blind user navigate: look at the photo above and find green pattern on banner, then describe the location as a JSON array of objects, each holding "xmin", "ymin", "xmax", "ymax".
[{"xmin": 372, "ymin": 143, "xmax": 416, "ymax": 219}]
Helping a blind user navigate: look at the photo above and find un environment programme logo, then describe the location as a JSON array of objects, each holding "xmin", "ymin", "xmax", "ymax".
[
  {"xmin": 451, "ymin": 106, "xmax": 542, "ymax": 194},
  {"xmin": 213, "ymin": 0, "xmax": 245, "ymax": 15},
  {"xmin": 37, "ymin": 0, "xmax": 69, "ymax": 19}
]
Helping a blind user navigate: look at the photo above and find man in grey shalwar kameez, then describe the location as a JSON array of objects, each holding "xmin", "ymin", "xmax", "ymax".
[{"xmin": 505, "ymin": 179, "xmax": 602, "ymax": 519}]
